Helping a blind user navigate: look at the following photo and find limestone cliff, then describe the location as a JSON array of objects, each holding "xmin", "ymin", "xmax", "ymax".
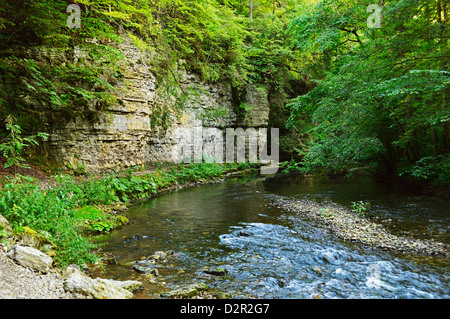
[{"xmin": 26, "ymin": 37, "xmax": 270, "ymax": 172}]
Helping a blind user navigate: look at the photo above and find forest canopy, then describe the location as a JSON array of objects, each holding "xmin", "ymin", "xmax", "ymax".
[{"xmin": 286, "ymin": 0, "xmax": 449, "ymax": 184}]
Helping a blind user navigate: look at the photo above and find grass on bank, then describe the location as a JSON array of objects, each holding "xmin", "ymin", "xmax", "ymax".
[{"xmin": 0, "ymin": 162, "xmax": 256, "ymax": 267}]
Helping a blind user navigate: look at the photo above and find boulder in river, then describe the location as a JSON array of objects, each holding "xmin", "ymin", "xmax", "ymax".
[
  {"xmin": 131, "ymin": 250, "xmax": 176, "ymax": 274},
  {"xmin": 204, "ymin": 267, "xmax": 228, "ymax": 276},
  {"xmin": 149, "ymin": 250, "xmax": 175, "ymax": 261}
]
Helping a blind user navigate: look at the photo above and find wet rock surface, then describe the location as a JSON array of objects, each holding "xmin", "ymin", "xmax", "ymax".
[
  {"xmin": 160, "ymin": 282, "xmax": 209, "ymax": 299},
  {"xmin": 129, "ymin": 250, "xmax": 176, "ymax": 274},
  {"xmin": 204, "ymin": 267, "xmax": 229, "ymax": 276}
]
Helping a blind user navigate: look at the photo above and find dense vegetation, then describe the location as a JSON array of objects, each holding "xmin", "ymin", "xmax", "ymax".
[
  {"xmin": 0, "ymin": 0, "xmax": 304, "ymax": 133},
  {"xmin": 1, "ymin": 0, "xmax": 447, "ymax": 183},
  {"xmin": 286, "ymin": 0, "xmax": 449, "ymax": 184},
  {"xmin": 0, "ymin": 162, "xmax": 255, "ymax": 266},
  {"xmin": 0, "ymin": 0, "xmax": 448, "ymax": 265}
]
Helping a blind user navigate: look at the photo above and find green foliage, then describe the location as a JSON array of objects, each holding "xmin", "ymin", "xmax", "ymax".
[
  {"xmin": 0, "ymin": 175, "xmax": 97, "ymax": 266},
  {"xmin": 102, "ymin": 173, "xmax": 158, "ymax": 203},
  {"xmin": 73, "ymin": 205, "xmax": 105, "ymax": 221},
  {"xmin": 286, "ymin": 0, "xmax": 449, "ymax": 182},
  {"xmin": 279, "ymin": 159, "xmax": 307, "ymax": 174},
  {"xmin": 0, "ymin": 0, "xmax": 124, "ymax": 132},
  {"xmin": 0, "ymin": 224, "xmax": 8, "ymax": 245},
  {"xmin": 0, "ymin": 50, "xmax": 120, "ymax": 134},
  {"xmin": 0, "ymin": 0, "xmax": 68, "ymax": 45},
  {"xmin": 351, "ymin": 201, "xmax": 371, "ymax": 216},
  {"xmin": 0, "ymin": 115, "xmax": 49, "ymax": 171},
  {"xmin": 400, "ymin": 154, "xmax": 450, "ymax": 185},
  {"xmin": 0, "ymin": 162, "xmax": 252, "ymax": 266},
  {"xmin": 0, "ymin": 0, "xmax": 309, "ymax": 150},
  {"xmin": 73, "ymin": 205, "xmax": 129, "ymax": 233}
]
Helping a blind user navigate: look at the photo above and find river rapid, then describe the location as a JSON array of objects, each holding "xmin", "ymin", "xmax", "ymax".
[{"xmin": 96, "ymin": 174, "xmax": 449, "ymax": 299}]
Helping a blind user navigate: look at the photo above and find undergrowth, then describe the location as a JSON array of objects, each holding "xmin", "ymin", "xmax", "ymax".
[{"xmin": 0, "ymin": 162, "xmax": 255, "ymax": 267}]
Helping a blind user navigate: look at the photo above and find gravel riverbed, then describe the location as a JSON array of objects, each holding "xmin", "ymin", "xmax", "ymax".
[{"xmin": 273, "ymin": 197, "xmax": 449, "ymax": 259}]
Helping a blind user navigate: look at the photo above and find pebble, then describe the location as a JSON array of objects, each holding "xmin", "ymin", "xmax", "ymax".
[
  {"xmin": 274, "ymin": 198, "xmax": 449, "ymax": 259},
  {"xmin": 0, "ymin": 251, "xmax": 84, "ymax": 299}
]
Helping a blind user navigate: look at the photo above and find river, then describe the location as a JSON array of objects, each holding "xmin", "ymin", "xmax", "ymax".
[{"xmin": 95, "ymin": 174, "xmax": 449, "ymax": 299}]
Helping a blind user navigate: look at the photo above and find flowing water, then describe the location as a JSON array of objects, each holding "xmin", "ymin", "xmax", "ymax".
[{"xmin": 96, "ymin": 174, "xmax": 449, "ymax": 299}]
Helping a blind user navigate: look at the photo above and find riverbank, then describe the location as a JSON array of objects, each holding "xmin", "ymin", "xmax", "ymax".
[
  {"xmin": 0, "ymin": 162, "xmax": 258, "ymax": 266},
  {"xmin": 94, "ymin": 172, "xmax": 450, "ymax": 299},
  {"xmin": 0, "ymin": 250, "xmax": 84, "ymax": 299},
  {"xmin": 273, "ymin": 196, "xmax": 449, "ymax": 259},
  {"xmin": 0, "ymin": 162, "xmax": 259, "ymax": 299}
]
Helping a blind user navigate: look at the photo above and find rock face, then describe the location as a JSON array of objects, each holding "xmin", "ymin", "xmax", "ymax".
[
  {"xmin": 6, "ymin": 245, "xmax": 53, "ymax": 274},
  {"xmin": 242, "ymin": 85, "xmax": 271, "ymax": 128},
  {"xmin": 30, "ymin": 36, "xmax": 271, "ymax": 172}
]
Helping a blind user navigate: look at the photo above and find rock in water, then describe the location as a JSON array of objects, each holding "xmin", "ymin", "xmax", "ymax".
[
  {"xmin": 160, "ymin": 282, "xmax": 209, "ymax": 299},
  {"xmin": 63, "ymin": 269, "xmax": 138, "ymax": 299},
  {"xmin": 99, "ymin": 278, "xmax": 143, "ymax": 292},
  {"xmin": 204, "ymin": 267, "xmax": 228, "ymax": 276},
  {"xmin": 151, "ymin": 251, "xmax": 167, "ymax": 261},
  {"xmin": 6, "ymin": 245, "xmax": 53, "ymax": 274},
  {"xmin": 132, "ymin": 264, "xmax": 159, "ymax": 275}
]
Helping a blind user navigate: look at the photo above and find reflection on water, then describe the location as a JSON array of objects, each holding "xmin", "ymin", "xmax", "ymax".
[
  {"xmin": 98, "ymin": 175, "xmax": 450, "ymax": 299},
  {"xmin": 263, "ymin": 175, "xmax": 450, "ymax": 243}
]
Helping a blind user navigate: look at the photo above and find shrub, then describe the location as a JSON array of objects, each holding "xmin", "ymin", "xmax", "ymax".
[
  {"xmin": 0, "ymin": 162, "xmax": 253, "ymax": 266},
  {"xmin": 351, "ymin": 201, "xmax": 371, "ymax": 217}
]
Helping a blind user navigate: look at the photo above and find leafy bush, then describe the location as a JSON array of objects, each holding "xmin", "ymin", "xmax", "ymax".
[
  {"xmin": 280, "ymin": 159, "xmax": 307, "ymax": 174},
  {"xmin": 400, "ymin": 155, "xmax": 450, "ymax": 185},
  {"xmin": 351, "ymin": 201, "xmax": 371, "ymax": 217},
  {"xmin": 0, "ymin": 176, "xmax": 97, "ymax": 266},
  {"xmin": 286, "ymin": 0, "xmax": 449, "ymax": 183},
  {"xmin": 73, "ymin": 206, "xmax": 129, "ymax": 234},
  {"xmin": 0, "ymin": 115, "xmax": 49, "ymax": 171}
]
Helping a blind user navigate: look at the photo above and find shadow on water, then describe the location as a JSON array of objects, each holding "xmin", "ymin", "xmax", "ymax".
[{"xmin": 96, "ymin": 174, "xmax": 450, "ymax": 299}]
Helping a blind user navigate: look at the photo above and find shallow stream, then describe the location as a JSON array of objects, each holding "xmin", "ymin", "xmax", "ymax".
[{"xmin": 97, "ymin": 175, "xmax": 449, "ymax": 299}]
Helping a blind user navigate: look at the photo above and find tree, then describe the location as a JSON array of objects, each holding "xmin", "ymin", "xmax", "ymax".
[
  {"xmin": 287, "ymin": 0, "xmax": 449, "ymax": 183},
  {"xmin": 0, "ymin": 115, "xmax": 49, "ymax": 174}
]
